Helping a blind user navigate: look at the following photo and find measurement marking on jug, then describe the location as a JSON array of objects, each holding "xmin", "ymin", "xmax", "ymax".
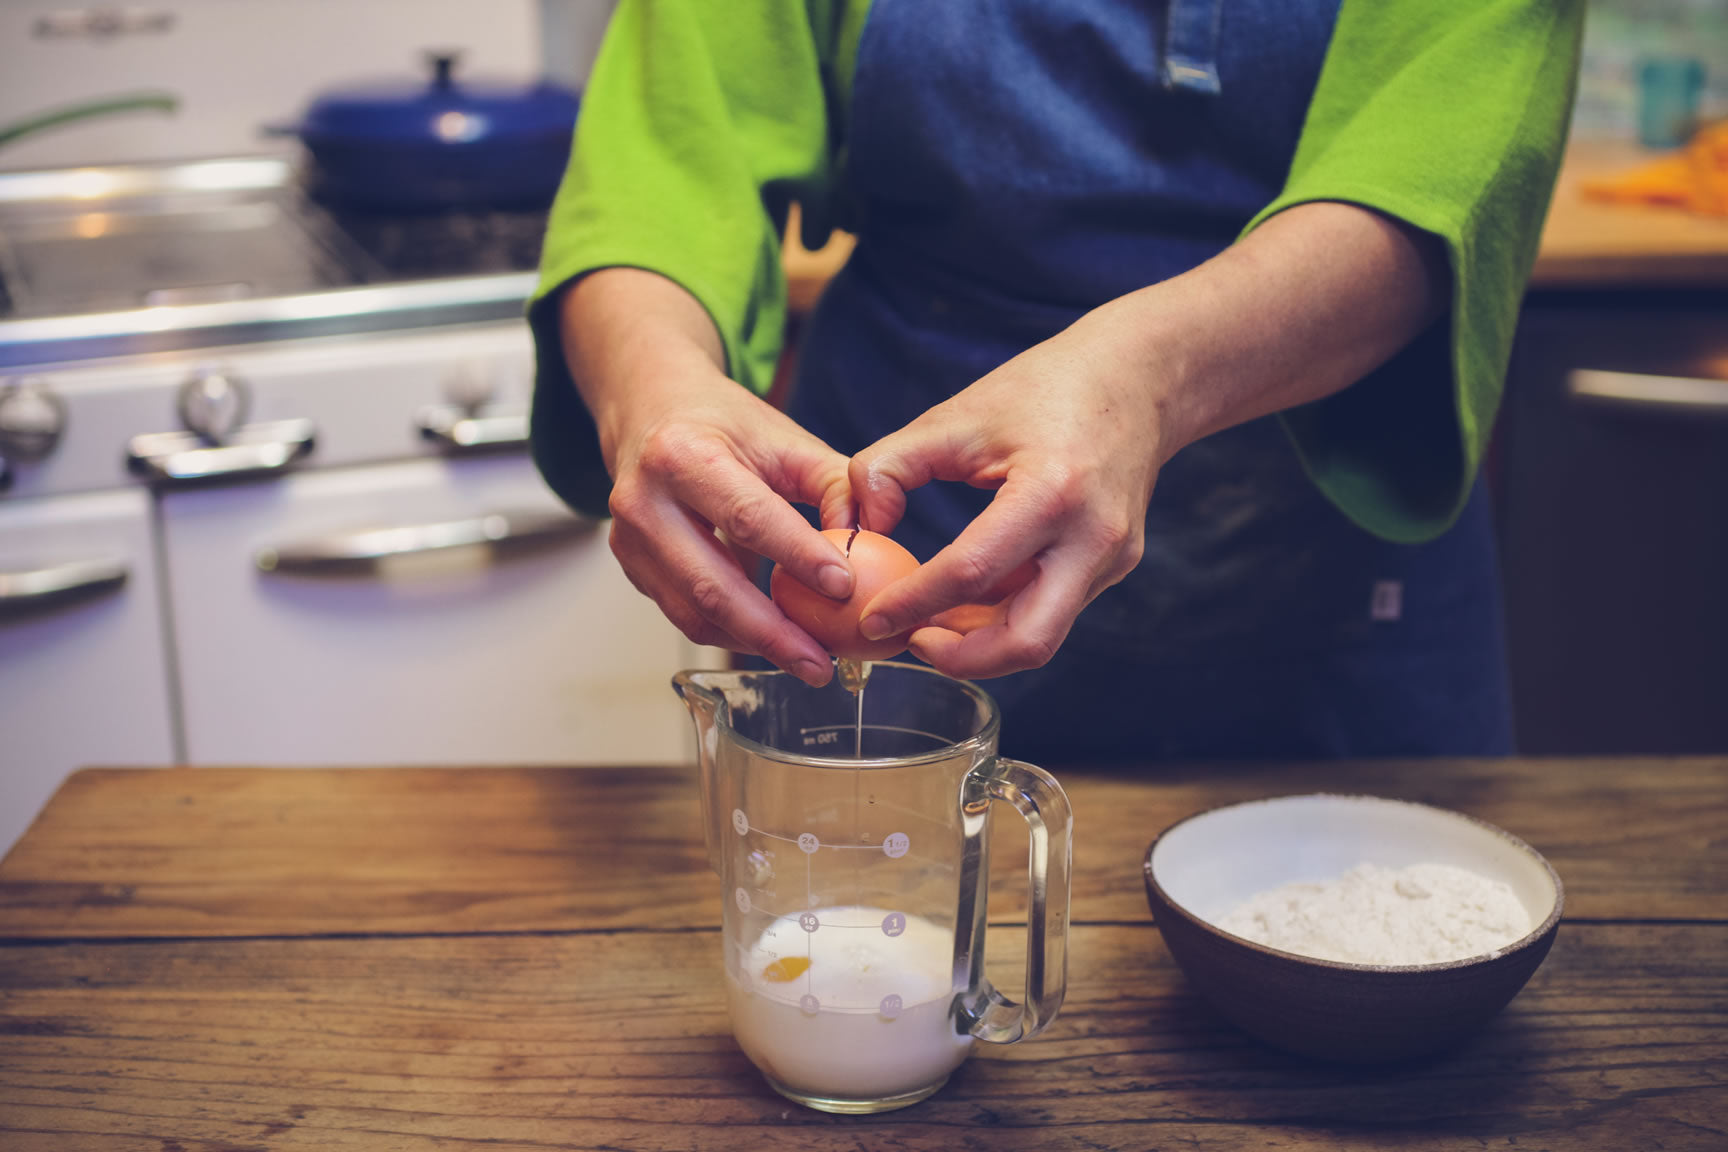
[
  {"xmin": 733, "ymin": 887, "xmax": 751, "ymax": 914},
  {"xmin": 799, "ymin": 911, "xmax": 820, "ymax": 933},
  {"xmin": 731, "ymin": 808, "xmax": 749, "ymax": 836},
  {"xmin": 881, "ymin": 911, "xmax": 906, "ymax": 937},
  {"xmin": 797, "ymin": 833, "xmax": 821, "ymax": 854},
  {"xmin": 879, "ymin": 994, "xmax": 903, "ymax": 1020},
  {"xmin": 883, "ymin": 832, "xmax": 910, "ymax": 859},
  {"xmin": 800, "ymin": 994, "xmax": 821, "ymax": 1016},
  {"xmin": 797, "ymin": 723, "xmax": 952, "ymax": 746},
  {"xmin": 746, "ymin": 826, "xmax": 895, "ymax": 851}
]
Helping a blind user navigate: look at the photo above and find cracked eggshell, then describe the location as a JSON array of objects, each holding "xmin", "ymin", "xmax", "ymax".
[{"xmin": 770, "ymin": 528, "xmax": 920, "ymax": 662}]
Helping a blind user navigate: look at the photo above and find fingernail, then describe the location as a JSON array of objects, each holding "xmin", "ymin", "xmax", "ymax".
[
  {"xmin": 817, "ymin": 564, "xmax": 851, "ymax": 599},
  {"xmin": 860, "ymin": 614, "xmax": 892, "ymax": 641},
  {"xmin": 793, "ymin": 659, "xmax": 829, "ymax": 685}
]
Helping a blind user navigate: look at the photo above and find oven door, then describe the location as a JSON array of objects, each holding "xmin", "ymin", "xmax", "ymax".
[
  {"xmin": 161, "ymin": 453, "xmax": 710, "ymax": 766},
  {"xmin": 0, "ymin": 488, "xmax": 176, "ymax": 855}
]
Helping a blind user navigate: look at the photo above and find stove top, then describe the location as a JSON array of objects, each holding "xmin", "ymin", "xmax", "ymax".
[{"xmin": 0, "ymin": 158, "xmax": 545, "ymax": 368}]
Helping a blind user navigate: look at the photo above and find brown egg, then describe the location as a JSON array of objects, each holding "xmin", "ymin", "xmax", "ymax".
[{"xmin": 770, "ymin": 528, "xmax": 920, "ymax": 662}]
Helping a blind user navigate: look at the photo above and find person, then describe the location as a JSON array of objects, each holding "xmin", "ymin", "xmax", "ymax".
[{"xmin": 527, "ymin": 0, "xmax": 1583, "ymax": 764}]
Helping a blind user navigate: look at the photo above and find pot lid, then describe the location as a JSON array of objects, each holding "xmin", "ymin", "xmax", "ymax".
[{"xmin": 300, "ymin": 52, "xmax": 579, "ymax": 143}]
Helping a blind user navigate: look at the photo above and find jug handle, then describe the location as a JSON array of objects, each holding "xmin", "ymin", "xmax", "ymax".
[{"xmin": 964, "ymin": 757, "xmax": 1072, "ymax": 1044}]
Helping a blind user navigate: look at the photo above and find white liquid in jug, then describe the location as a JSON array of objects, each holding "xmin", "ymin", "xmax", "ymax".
[{"xmin": 727, "ymin": 905, "xmax": 973, "ymax": 1101}]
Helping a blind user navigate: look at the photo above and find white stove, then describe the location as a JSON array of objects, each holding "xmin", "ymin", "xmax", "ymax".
[{"xmin": 0, "ymin": 159, "xmax": 710, "ymax": 856}]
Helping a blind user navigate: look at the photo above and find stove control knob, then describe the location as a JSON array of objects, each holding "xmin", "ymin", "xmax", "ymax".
[
  {"xmin": 178, "ymin": 368, "xmax": 250, "ymax": 444},
  {"xmin": 0, "ymin": 377, "xmax": 68, "ymax": 460},
  {"xmin": 444, "ymin": 364, "xmax": 495, "ymax": 414}
]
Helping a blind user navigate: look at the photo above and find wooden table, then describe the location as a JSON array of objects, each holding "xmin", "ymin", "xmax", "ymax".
[{"xmin": 1, "ymin": 758, "xmax": 1723, "ymax": 1150}]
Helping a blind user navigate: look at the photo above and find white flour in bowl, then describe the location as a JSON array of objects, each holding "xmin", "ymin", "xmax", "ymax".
[{"xmin": 1214, "ymin": 862, "xmax": 1532, "ymax": 966}]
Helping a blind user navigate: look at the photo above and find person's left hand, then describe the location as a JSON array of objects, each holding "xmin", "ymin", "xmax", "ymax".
[{"xmin": 848, "ymin": 310, "xmax": 1168, "ymax": 679}]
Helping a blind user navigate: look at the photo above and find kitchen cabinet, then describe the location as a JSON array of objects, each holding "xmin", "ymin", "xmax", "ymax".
[
  {"xmin": 1497, "ymin": 291, "xmax": 1728, "ymax": 755},
  {"xmin": 0, "ymin": 488, "xmax": 175, "ymax": 855}
]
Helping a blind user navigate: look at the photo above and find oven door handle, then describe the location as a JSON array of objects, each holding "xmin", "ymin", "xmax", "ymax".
[
  {"xmin": 254, "ymin": 508, "xmax": 596, "ymax": 574},
  {"xmin": 128, "ymin": 418, "xmax": 316, "ymax": 485},
  {"xmin": 418, "ymin": 406, "xmax": 530, "ymax": 452},
  {"xmin": 1568, "ymin": 370, "xmax": 1728, "ymax": 415},
  {"xmin": 0, "ymin": 557, "xmax": 129, "ymax": 610}
]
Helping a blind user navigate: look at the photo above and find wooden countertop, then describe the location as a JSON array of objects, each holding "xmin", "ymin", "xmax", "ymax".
[
  {"xmin": 1531, "ymin": 139, "xmax": 1728, "ymax": 289},
  {"xmin": 783, "ymin": 141, "xmax": 1728, "ymax": 309},
  {"xmin": 1, "ymin": 757, "xmax": 1723, "ymax": 1149}
]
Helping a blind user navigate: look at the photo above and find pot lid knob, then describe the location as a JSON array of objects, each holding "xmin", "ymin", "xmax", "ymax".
[{"xmin": 425, "ymin": 50, "xmax": 462, "ymax": 91}]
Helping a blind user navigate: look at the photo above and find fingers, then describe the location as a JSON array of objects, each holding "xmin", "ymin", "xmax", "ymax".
[
  {"xmin": 855, "ymin": 471, "xmax": 1058, "ymax": 641},
  {"xmin": 610, "ymin": 505, "xmax": 837, "ymax": 686},
  {"xmin": 636, "ymin": 423, "xmax": 854, "ymax": 605},
  {"xmin": 854, "ymin": 469, "xmax": 1141, "ymax": 678},
  {"xmin": 849, "ymin": 416, "xmax": 969, "ymax": 537},
  {"xmin": 610, "ymin": 447, "xmax": 844, "ymax": 685},
  {"xmin": 908, "ymin": 540, "xmax": 1095, "ymax": 678}
]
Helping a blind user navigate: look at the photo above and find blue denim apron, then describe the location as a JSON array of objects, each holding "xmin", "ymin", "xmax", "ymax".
[{"xmin": 787, "ymin": 0, "xmax": 1513, "ymax": 763}]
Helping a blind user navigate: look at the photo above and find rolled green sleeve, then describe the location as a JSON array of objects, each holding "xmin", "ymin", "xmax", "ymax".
[
  {"xmin": 1241, "ymin": 0, "xmax": 1583, "ymax": 543},
  {"xmin": 527, "ymin": 0, "xmax": 853, "ymax": 518}
]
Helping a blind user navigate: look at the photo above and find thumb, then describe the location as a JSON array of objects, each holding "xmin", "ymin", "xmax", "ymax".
[{"xmin": 849, "ymin": 423, "xmax": 953, "ymax": 536}]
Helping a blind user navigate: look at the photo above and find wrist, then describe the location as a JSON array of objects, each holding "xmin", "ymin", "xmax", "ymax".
[
  {"xmin": 559, "ymin": 268, "xmax": 733, "ymax": 471},
  {"xmin": 1069, "ymin": 282, "xmax": 1213, "ymax": 467}
]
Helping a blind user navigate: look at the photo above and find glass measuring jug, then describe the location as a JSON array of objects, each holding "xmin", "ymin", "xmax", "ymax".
[{"xmin": 675, "ymin": 662, "xmax": 1072, "ymax": 1114}]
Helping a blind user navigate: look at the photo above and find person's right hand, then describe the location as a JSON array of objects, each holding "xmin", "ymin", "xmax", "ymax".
[{"xmin": 562, "ymin": 269, "xmax": 856, "ymax": 686}]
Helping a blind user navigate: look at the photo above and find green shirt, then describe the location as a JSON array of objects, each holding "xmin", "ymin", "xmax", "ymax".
[{"xmin": 529, "ymin": 0, "xmax": 1581, "ymax": 543}]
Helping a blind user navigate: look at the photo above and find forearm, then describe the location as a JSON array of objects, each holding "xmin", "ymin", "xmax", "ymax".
[
  {"xmin": 559, "ymin": 266, "xmax": 731, "ymax": 473},
  {"xmin": 1086, "ymin": 201, "xmax": 1450, "ymax": 464}
]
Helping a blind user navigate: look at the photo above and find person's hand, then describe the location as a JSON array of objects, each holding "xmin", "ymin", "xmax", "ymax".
[
  {"xmin": 605, "ymin": 371, "xmax": 858, "ymax": 685},
  {"xmin": 563, "ymin": 269, "xmax": 856, "ymax": 686},
  {"xmin": 848, "ymin": 310, "xmax": 1167, "ymax": 679},
  {"xmin": 846, "ymin": 202, "xmax": 1452, "ymax": 680}
]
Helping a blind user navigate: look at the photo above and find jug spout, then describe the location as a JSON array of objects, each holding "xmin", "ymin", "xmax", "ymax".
[{"xmin": 674, "ymin": 669, "xmax": 749, "ymax": 875}]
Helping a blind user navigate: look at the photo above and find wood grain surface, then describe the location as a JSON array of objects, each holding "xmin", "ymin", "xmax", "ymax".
[
  {"xmin": 1, "ymin": 760, "xmax": 1723, "ymax": 1149},
  {"xmin": 1, "ymin": 923, "xmax": 1722, "ymax": 1151},
  {"xmin": 1, "ymin": 758, "xmax": 1722, "ymax": 938}
]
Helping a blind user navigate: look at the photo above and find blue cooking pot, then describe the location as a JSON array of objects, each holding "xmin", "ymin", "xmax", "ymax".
[{"xmin": 288, "ymin": 52, "xmax": 579, "ymax": 211}]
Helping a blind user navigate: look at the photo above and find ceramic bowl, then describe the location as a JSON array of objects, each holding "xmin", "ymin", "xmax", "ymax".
[{"xmin": 1142, "ymin": 793, "xmax": 1563, "ymax": 1063}]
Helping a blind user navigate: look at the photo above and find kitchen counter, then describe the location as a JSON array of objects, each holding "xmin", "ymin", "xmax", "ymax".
[
  {"xmin": 783, "ymin": 140, "xmax": 1728, "ymax": 309},
  {"xmin": 1531, "ymin": 139, "xmax": 1728, "ymax": 289},
  {"xmin": 1, "ymin": 758, "xmax": 1723, "ymax": 1149}
]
